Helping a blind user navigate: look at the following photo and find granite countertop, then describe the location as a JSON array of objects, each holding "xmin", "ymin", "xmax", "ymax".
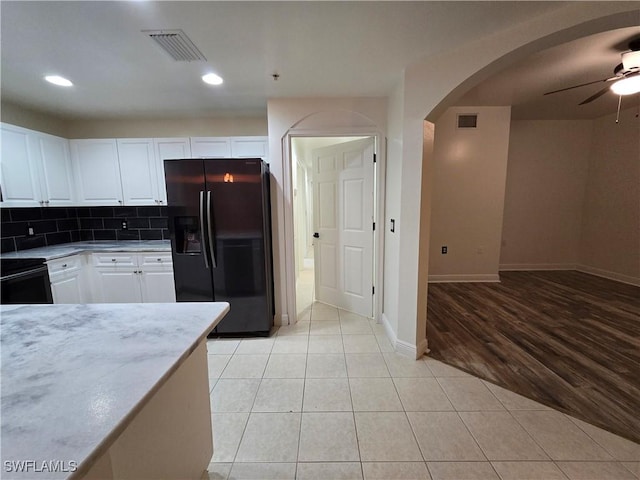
[
  {"xmin": 0, "ymin": 240, "xmax": 171, "ymax": 261},
  {"xmin": 0, "ymin": 302, "xmax": 229, "ymax": 479}
]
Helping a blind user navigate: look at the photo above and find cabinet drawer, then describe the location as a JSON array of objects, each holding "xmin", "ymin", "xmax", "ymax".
[
  {"xmin": 47, "ymin": 255, "xmax": 82, "ymax": 275},
  {"xmin": 139, "ymin": 253, "xmax": 173, "ymax": 267},
  {"xmin": 92, "ymin": 253, "xmax": 136, "ymax": 267}
]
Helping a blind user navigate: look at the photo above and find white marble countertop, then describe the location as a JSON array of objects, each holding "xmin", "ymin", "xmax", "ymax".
[
  {"xmin": 0, "ymin": 240, "xmax": 171, "ymax": 261},
  {"xmin": 0, "ymin": 302, "xmax": 229, "ymax": 479}
]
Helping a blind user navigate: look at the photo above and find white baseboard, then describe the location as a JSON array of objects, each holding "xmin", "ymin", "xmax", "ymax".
[
  {"xmin": 576, "ymin": 264, "xmax": 640, "ymax": 287},
  {"xmin": 499, "ymin": 263, "xmax": 576, "ymax": 271},
  {"xmin": 381, "ymin": 313, "xmax": 429, "ymax": 360},
  {"xmin": 381, "ymin": 313, "xmax": 396, "ymax": 345},
  {"xmin": 276, "ymin": 313, "xmax": 290, "ymax": 327},
  {"xmin": 428, "ymin": 273, "xmax": 500, "ymax": 283}
]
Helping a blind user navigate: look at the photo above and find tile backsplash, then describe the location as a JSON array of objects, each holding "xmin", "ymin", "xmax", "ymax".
[{"xmin": 1, "ymin": 206, "xmax": 168, "ymax": 253}]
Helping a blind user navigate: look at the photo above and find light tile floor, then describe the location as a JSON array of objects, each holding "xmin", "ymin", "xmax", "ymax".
[{"xmin": 206, "ymin": 301, "xmax": 640, "ymax": 480}]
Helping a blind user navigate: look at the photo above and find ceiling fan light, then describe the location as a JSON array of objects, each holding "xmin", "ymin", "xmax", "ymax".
[{"xmin": 610, "ymin": 75, "xmax": 640, "ymax": 96}]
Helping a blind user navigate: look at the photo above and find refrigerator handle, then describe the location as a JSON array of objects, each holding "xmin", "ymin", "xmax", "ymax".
[
  {"xmin": 207, "ymin": 190, "xmax": 217, "ymax": 268},
  {"xmin": 199, "ymin": 190, "xmax": 210, "ymax": 269}
]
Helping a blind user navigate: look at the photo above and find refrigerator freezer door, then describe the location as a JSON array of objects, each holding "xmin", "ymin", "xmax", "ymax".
[{"xmin": 204, "ymin": 159, "xmax": 272, "ymax": 334}]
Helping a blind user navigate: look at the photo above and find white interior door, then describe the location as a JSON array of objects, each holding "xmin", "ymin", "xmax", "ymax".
[{"xmin": 312, "ymin": 137, "xmax": 375, "ymax": 317}]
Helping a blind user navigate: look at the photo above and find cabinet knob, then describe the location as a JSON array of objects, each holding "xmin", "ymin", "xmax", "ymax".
[
  {"xmin": 158, "ymin": 200, "xmax": 163, "ymax": 204},
  {"xmin": 44, "ymin": 200, "xmax": 50, "ymax": 205},
  {"xmin": 118, "ymin": 200, "xmax": 123, "ymax": 204},
  {"xmin": 157, "ymin": 258, "xmax": 162, "ymax": 262},
  {"xmin": 62, "ymin": 264, "xmax": 67, "ymax": 268},
  {"xmin": 111, "ymin": 258, "xmax": 117, "ymax": 262}
]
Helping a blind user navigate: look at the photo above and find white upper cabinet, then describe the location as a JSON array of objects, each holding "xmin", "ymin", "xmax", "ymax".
[
  {"xmin": 117, "ymin": 138, "xmax": 159, "ymax": 206},
  {"xmin": 190, "ymin": 137, "xmax": 232, "ymax": 158},
  {"xmin": 154, "ymin": 138, "xmax": 191, "ymax": 204},
  {"xmin": 0, "ymin": 123, "xmax": 75, "ymax": 207},
  {"xmin": 36, "ymin": 133, "xmax": 75, "ymax": 206},
  {"xmin": 71, "ymin": 139, "xmax": 124, "ymax": 206},
  {"xmin": 0, "ymin": 124, "xmax": 42, "ymax": 207},
  {"xmin": 230, "ymin": 136, "xmax": 269, "ymax": 162},
  {"xmin": 1, "ymin": 123, "xmax": 267, "ymax": 208}
]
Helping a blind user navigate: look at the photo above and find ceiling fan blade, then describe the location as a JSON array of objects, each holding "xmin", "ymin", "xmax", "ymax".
[
  {"xmin": 543, "ymin": 78, "xmax": 609, "ymax": 96},
  {"xmin": 579, "ymin": 85, "xmax": 611, "ymax": 105}
]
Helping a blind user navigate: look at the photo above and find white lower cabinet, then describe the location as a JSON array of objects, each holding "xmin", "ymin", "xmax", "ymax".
[
  {"xmin": 47, "ymin": 255, "xmax": 89, "ymax": 304},
  {"xmin": 92, "ymin": 252, "xmax": 176, "ymax": 303},
  {"xmin": 50, "ymin": 271, "xmax": 86, "ymax": 304}
]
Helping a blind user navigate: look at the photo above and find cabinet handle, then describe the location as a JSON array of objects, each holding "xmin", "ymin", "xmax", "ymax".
[
  {"xmin": 111, "ymin": 258, "xmax": 117, "ymax": 262},
  {"xmin": 156, "ymin": 258, "xmax": 162, "ymax": 262},
  {"xmin": 62, "ymin": 264, "xmax": 67, "ymax": 268},
  {"xmin": 44, "ymin": 200, "xmax": 50, "ymax": 205},
  {"xmin": 118, "ymin": 200, "xmax": 123, "ymax": 204},
  {"xmin": 158, "ymin": 200, "xmax": 163, "ymax": 204}
]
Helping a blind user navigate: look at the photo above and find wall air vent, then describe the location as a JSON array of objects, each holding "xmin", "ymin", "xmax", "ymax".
[
  {"xmin": 457, "ymin": 114, "xmax": 478, "ymax": 128},
  {"xmin": 143, "ymin": 29, "xmax": 207, "ymax": 62}
]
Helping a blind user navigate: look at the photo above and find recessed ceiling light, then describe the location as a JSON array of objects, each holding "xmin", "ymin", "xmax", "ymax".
[
  {"xmin": 202, "ymin": 73, "xmax": 223, "ymax": 86},
  {"xmin": 44, "ymin": 75, "xmax": 73, "ymax": 87}
]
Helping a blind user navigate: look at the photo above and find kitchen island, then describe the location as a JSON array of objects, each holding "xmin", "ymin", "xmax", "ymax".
[{"xmin": 1, "ymin": 302, "xmax": 229, "ymax": 479}]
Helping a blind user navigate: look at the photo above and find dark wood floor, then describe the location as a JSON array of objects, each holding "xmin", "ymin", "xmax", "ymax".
[{"xmin": 427, "ymin": 270, "xmax": 640, "ymax": 443}]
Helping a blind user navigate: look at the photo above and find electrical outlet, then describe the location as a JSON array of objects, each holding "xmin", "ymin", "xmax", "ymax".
[
  {"xmin": 441, "ymin": 246, "xmax": 447, "ymax": 254},
  {"xmin": 26, "ymin": 226, "xmax": 35, "ymax": 236},
  {"xmin": 121, "ymin": 221, "xmax": 128, "ymax": 230}
]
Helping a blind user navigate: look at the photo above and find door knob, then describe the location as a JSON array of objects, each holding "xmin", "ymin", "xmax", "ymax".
[{"xmin": 313, "ymin": 232, "xmax": 319, "ymax": 238}]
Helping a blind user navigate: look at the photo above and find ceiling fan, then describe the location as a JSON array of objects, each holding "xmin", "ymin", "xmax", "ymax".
[{"xmin": 544, "ymin": 39, "xmax": 640, "ymax": 105}]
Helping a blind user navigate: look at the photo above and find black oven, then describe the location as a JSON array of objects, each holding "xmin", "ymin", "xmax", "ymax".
[{"xmin": 1, "ymin": 258, "xmax": 53, "ymax": 304}]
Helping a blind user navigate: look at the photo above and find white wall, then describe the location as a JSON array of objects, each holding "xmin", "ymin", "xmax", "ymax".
[
  {"xmin": 496, "ymin": 110, "xmax": 639, "ymax": 286},
  {"xmin": 428, "ymin": 106, "xmax": 512, "ymax": 282},
  {"xmin": 1, "ymin": 101, "xmax": 70, "ymax": 137},
  {"xmin": 66, "ymin": 116, "xmax": 267, "ymax": 138},
  {"xmin": 266, "ymin": 97, "xmax": 387, "ymax": 327},
  {"xmin": 395, "ymin": 4, "xmax": 632, "ymax": 357},
  {"xmin": 580, "ymin": 107, "xmax": 640, "ymax": 284},
  {"xmin": 382, "ymin": 81, "xmax": 405, "ymax": 344},
  {"xmin": 500, "ymin": 120, "xmax": 593, "ymax": 270},
  {"xmin": 1, "ymin": 100, "xmax": 268, "ymax": 138}
]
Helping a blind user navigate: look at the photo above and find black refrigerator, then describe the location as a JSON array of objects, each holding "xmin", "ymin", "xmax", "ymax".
[{"xmin": 164, "ymin": 158, "xmax": 274, "ymax": 336}]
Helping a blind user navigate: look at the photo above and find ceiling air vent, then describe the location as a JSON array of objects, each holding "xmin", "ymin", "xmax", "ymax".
[
  {"xmin": 143, "ymin": 29, "xmax": 207, "ymax": 62},
  {"xmin": 457, "ymin": 114, "xmax": 478, "ymax": 129}
]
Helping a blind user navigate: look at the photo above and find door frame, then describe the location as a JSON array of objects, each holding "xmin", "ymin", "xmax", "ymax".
[{"xmin": 283, "ymin": 128, "xmax": 386, "ymax": 323}]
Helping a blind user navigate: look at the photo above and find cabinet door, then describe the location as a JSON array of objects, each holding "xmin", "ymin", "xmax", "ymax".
[
  {"xmin": 71, "ymin": 139, "xmax": 123, "ymax": 206},
  {"xmin": 94, "ymin": 268, "xmax": 141, "ymax": 303},
  {"xmin": 0, "ymin": 123, "xmax": 43, "ymax": 207},
  {"xmin": 117, "ymin": 138, "xmax": 159, "ymax": 206},
  {"xmin": 50, "ymin": 271, "xmax": 84, "ymax": 304},
  {"xmin": 190, "ymin": 137, "xmax": 231, "ymax": 158},
  {"xmin": 36, "ymin": 133, "xmax": 75, "ymax": 206},
  {"xmin": 153, "ymin": 138, "xmax": 191, "ymax": 205},
  {"xmin": 231, "ymin": 136, "xmax": 269, "ymax": 162},
  {"xmin": 140, "ymin": 269, "xmax": 176, "ymax": 303}
]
